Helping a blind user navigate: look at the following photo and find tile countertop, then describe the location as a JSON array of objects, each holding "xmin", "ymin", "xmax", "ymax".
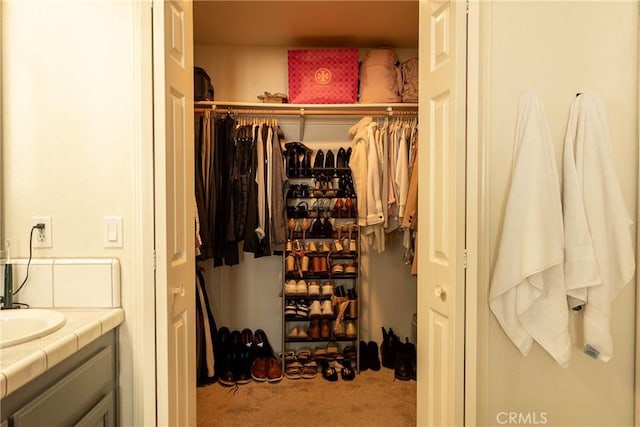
[{"xmin": 0, "ymin": 308, "xmax": 124, "ymax": 399}]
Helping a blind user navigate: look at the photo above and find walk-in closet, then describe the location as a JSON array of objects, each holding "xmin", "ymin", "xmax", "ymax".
[{"xmin": 192, "ymin": 1, "xmax": 420, "ymax": 425}]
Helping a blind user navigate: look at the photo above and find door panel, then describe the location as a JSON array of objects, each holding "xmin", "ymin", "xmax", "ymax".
[
  {"xmin": 153, "ymin": 0, "xmax": 195, "ymax": 426},
  {"xmin": 417, "ymin": 1, "xmax": 467, "ymax": 426}
]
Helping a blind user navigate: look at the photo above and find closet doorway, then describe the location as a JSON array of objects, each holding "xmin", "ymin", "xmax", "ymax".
[{"xmin": 144, "ymin": 0, "xmax": 477, "ymax": 424}]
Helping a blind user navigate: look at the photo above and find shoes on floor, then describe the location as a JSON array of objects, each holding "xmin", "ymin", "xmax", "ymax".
[
  {"xmin": 251, "ymin": 356, "xmax": 268, "ymax": 382},
  {"xmin": 367, "ymin": 341, "xmax": 381, "ymax": 371},
  {"xmin": 358, "ymin": 341, "xmax": 369, "ymax": 372},
  {"xmin": 267, "ymin": 357, "xmax": 283, "ymax": 383},
  {"xmin": 319, "ymin": 359, "xmax": 338, "ymax": 382}
]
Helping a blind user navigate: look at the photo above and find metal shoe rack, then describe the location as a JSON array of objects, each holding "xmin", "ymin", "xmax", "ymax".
[{"xmin": 282, "ymin": 165, "xmax": 361, "ymax": 374}]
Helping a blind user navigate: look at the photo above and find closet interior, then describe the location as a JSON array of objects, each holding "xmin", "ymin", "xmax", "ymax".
[{"xmin": 192, "ymin": 0, "xmax": 420, "ymax": 386}]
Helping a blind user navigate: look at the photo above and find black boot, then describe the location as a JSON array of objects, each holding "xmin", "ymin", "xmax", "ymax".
[
  {"xmin": 236, "ymin": 328, "xmax": 253, "ymax": 384},
  {"xmin": 359, "ymin": 340, "xmax": 369, "ymax": 371},
  {"xmin": 394, "ymin": 338, "xmax": 411, "ymax": 381},
  {"xmin": 381, "ymin": 327, "xmax": 399, "ymax": 369},
  {"xmin": 367, "ymin": 341, "xmax": 381, "ymax": 371},
  {"xmin": 216, "ymin": 327, "xmax": 235, "ymax": 387},
  {"xmin": 406, "ymin": 338, "xmax": 417, "ymax": 381}
]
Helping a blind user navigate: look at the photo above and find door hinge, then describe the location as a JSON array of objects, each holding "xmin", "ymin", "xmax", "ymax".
[
  {"xmin": 152, "ymin": 250, "xmax": 157, "ymax": 271},
  {"xmin": 463, "ymin": 249, "xmax": 468, "ymax": 269}
]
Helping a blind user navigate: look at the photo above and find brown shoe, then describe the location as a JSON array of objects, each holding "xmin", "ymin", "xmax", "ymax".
[
  {"xmin": 251, "ymin": 357, "xmax": 268, "ymax": 382},
  {"xmin": 308, "ymin": 318, "xmax": 321, "ymax": 339},
  {"xmin": 321, "ymin": 318, "xmax": 331, "ymax": 338},
  {"xmin": 267, "ymin": 357, "xmax": 283, "ymax": 383}
]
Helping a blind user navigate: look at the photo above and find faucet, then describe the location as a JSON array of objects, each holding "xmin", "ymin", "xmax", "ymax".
[{"xmin": 3, "ymin": 240, "xmax": 13, "ymax": 309}]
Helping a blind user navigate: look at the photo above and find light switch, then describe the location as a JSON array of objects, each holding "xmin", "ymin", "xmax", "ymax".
[{"xmin": 103, "ymin": 216, "xmax": 123, "ymax": 248}]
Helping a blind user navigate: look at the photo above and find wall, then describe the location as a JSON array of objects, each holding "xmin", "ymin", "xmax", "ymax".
[
  {"xmin": 1, "ymin": 1, "xmax": 146, "ymax": 424},
  {"xmin": 195, "ymin": 45, "xmax": 418, "ymax": 349},
  {"xmin": 478, "ymin": 2, "xmax": 638, "ymax": 426}
]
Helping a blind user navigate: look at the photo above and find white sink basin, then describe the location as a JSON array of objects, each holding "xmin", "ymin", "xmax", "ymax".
[{"xmin": 0, "ymin": 309, "xmax": 67, "ymax": 348}]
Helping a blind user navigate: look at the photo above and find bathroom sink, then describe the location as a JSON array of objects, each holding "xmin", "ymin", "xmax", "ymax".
[{"xmin": 0, "ymin": 309, "xmax": 67, "ymax": 348}]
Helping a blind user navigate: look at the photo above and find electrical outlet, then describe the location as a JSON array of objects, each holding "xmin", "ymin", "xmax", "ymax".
[{"xmin": 32, "ymin": 216, "xmax": 52, "ymax": 248}]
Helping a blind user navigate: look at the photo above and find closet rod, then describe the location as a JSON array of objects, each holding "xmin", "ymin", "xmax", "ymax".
[{"xmin": 196, "ymin": 106, "xmax": 417, "ymax": 117}]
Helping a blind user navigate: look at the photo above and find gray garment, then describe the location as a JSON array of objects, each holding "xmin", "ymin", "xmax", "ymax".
[{"xmin": 270, "ymin": 128, "xmax": 288, "ymax": 251}]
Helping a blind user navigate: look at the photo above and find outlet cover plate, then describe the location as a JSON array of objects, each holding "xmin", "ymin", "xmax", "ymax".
[{"xmin": 32, "ymin": 216, "xmax": 52, "ymax": 248}]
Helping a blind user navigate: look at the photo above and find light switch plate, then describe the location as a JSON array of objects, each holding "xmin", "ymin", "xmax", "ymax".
[{"xmin": 103, "ymin": 216, "xmax": 123, "ymax": 248}]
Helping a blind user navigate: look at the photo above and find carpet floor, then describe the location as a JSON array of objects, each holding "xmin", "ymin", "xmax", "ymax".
[{"xmin": 197, "ymin": 368, "xmax": 417, "ymax": 427}]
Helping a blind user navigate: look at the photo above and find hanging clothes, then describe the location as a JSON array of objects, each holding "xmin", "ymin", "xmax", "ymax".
[
  {"xmin": 196, "ymin": 266, "xmax": 218, "ymax": 386},
  {"xmin": 563, "ymin": 92, "xmax": 635, "ymax": 362}
]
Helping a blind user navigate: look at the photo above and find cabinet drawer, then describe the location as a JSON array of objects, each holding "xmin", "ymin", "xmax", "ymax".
[{"xmin": 10, "ymin": 346, "xmax": 114, "ymax": 427}]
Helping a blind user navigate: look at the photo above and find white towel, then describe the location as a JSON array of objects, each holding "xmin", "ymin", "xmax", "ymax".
[
  {"xmin": 489, "ymin": 91, "xmax": 571, "ymax": 367},
  {"xmin": 563, "ymin": 92, "xmax": 635, "ymax": 362}
]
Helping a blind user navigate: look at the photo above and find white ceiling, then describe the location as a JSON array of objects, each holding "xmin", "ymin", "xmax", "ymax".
[{"xmin": 193, "ymin": 1, "xmax": 419, "ymax": 48}]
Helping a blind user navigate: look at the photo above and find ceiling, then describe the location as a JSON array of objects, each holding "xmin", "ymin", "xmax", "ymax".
[{"xmin": 193, "ymin": 1, "xmax": 419, "ymax": 48}]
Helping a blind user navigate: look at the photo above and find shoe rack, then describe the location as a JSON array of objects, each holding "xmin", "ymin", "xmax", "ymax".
[{"xmin": 282, "ymin": 154, "xmax": 361, "ymax": 374}]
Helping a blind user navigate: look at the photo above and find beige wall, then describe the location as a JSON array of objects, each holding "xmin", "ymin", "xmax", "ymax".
[
  {"xmin": 478, "ymin": 2, "xmax": 638, "ymax": 426},
  {"xmin": 1, "ymin": 1, "xmax": 147, "ymax": 424}
]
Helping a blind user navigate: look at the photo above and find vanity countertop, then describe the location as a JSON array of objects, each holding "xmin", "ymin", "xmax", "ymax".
[{"xmin": 0, "ymin": 308, "xmax": 124, "ymax": 399}]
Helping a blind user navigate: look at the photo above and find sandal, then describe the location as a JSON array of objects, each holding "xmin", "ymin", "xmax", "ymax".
[
  {"xmin": 340, "ymin": 360, "xmax": 355, "ymax": 381},
  {"xmin": 301, "ymin": 360, "xmax": 318, "ymax": 379},
  {"xmin": 285, "ymin": 361, "xmax": 303, "ymax": 380},
  {"xmin": 312, "ymin": 346, "xmax": 327, "ymax": 361},
  {"xmin": 319, "ymin": 359, "xmax": 338, "ymax": 382},
  {"xmin": 296, "ymin": 347, "xmax": 312, "ymax": 362}
]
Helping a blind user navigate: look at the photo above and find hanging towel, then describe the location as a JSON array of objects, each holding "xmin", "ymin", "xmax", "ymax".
[
  {"xmin": 489, "ymin": 90, "xmax": 571, "ymax": 367},
  {"xmin": 563, "ymin": 92, "xmax": 635, "ymax": 362}
]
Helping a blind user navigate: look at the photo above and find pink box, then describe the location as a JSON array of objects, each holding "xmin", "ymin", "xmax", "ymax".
[{"xmin": 288, "ymin": 48, "xmax": 359, "ymax": 104}]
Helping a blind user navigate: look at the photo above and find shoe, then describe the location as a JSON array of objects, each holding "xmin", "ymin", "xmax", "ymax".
[
  {"xmin": 216, "ymin": 327, "xmax": 235, "ymax": 386},
  {"xmin": 313, "ymin": 150, "xmax": 325, "ymax": 169},
  {"xmin": 322, "ymin": 217, "xmax": 334, "ymax": 238},
  {"xmin": 254, "ymin": 329, "xmax": 275, "ymax": 359},
  {"xmin": 345, "ymin": 320, "xmax": 357, "ymax": 338},
  {"xmin": 344, "ymin": 263, "xmax": 357, "ymax": 274},
  {"xmin": 284, "ymin": 300, "xmax": 297, "ymax": 318},
  {"xmin": 333, "ymin": 320, "xmax": 346, "ymax": 337},
  {"xmin": 285, "ymin": 280, "xmax": 297, "ymax": 295},
  {"xmin": 297, "ymin": 328, "xmax": 309, "ymax": 339},
  {"xmin": 394, "ymin": 339, "xmax": 412, "ymax": 381},
  {"xmin": 367, "ymin": 341, "xmax": 381, "ymax": 371},
  {"xmin": 301, "ymin": 360, "xmax": 318, "ymax": 379},
  {"xmin": 296, "ymin": 301, "xmax": 309, "ymax": 319},
  {"xmin": 232, "ymin": 330, "xmax": 252, "ymax": 384},
  {"xmin": 407, "ymin": 339, "xmax": 417, "ymax": 381},
  {"xmin": 321, "ymin": 300, "xmax": 333, "ymax": 317},
  {"xmin": 324, "ymin": 149, "xmax": 335, "ymax": 168},
  {"xmin": 326, "ymin": 341, "xmax": 342, "ymax": 359},
  {"xmin": 341, "ymin": 360, "xmax": 355, "ymax": 381},
  {"xmin": 359, "ymin": 341, "xmax": 369, "ymax": 372},
  {"xmin": 319, "ymin": 359, "xmax": 338, "ymax": 382},
  {"xmin": 343, "ymin": 345, "xmax": 357, "ymax": 365},
  {"xmin": 308, "ymin": 281, "xmax": 320, "ymax": 296},
  {"xmin": 285, "ymin": 360, "xmax": 303, "ymax": 380},
  {"xmin": 267, "ymin": 357, "xmax": 283, "ymax": 383},
  {"xmin": 296, "ymin": 280, "xmax": 308, "ymax": 295},
  {"xmin": 321, "ymin": 281, "xmax": 334, "ymax": 296},
  {"xmin": 331, "ymin": 263, "xmax": 344, "ymax": 274},
  {"xmin": 345, "ymin": 147, "xmax": 352, "ymax": 168},
  {"xmin": 296, "ymin": 348, "xmax": 312, "ymax": 362},
  {"xmin": 381, "ymin": 327, "xmax": 399, "ymax": 370},
  {"xmin": 336, "ymin": 147, "xmax": 346, "ymax": 169},
  {"xmin": 251, "ymin": 356, "xmax": 268, "ymax": 382},
  {"xmin": 334, "ymin": 285, "xmax": 346, "ymax": 297},
  {"xmin": 287, "ymin": 327, "xmax": 300, "ymax": 339},
  {"xmin": 320, "ymin": 318, "xmax": 331, "ymax": 338},
  {"xmin": 309, "ymin": 300, "xmax": 322, "ymax": 317},
  {"xmin": 313, "ymin": 346, "xmax": 327, "ymax": 361},
  {"xmin": 308, "ymin": 318, "xmax": 321, "ymax": 339}
]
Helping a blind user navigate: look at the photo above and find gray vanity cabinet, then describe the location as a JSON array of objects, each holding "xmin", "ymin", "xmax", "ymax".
[{"xmin": 1, "ymin": 331, "xmax": 117, "ymax": 427}]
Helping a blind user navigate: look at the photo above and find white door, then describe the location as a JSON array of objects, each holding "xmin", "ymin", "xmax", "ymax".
[
  {"xmin": 417, "ymin": 0, "xmax": 467, "ymax": 425},
  {"xmin": 152, "ymin": 0, "xmax": 196, "ymax": 425}
]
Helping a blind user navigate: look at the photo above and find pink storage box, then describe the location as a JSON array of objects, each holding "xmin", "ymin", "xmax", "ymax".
[{"xmin": 288, "ymin": 48, "xmax": 359, "ymax": 104}]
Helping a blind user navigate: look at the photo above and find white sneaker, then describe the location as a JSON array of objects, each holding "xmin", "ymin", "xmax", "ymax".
[
  {"xmin": 285, "ymin": 280, "xmax": 297, "ymax": 295},
  {"xmin": 309, "ymin": 300, "xmax": 322, "ymax": 317},
  {"xmin": 321, "ymin": 281, "xmax": 334, "ymax": 296},
  {"xmin": 308, "ymin": 281, "xmax": 320, "ymax": 296},
  {"xmin": 296, "ymin": 280, "xmax": 308, "ymax": 295},
  {"xmin": 321, "ymin": 300, "xmax": 333, "ymax": 317}
]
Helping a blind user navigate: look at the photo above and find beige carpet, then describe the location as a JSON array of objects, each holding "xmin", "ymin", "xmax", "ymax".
[{"xmin": 197, "ymin": 369, "xmax": 416, "ymax": 427}]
